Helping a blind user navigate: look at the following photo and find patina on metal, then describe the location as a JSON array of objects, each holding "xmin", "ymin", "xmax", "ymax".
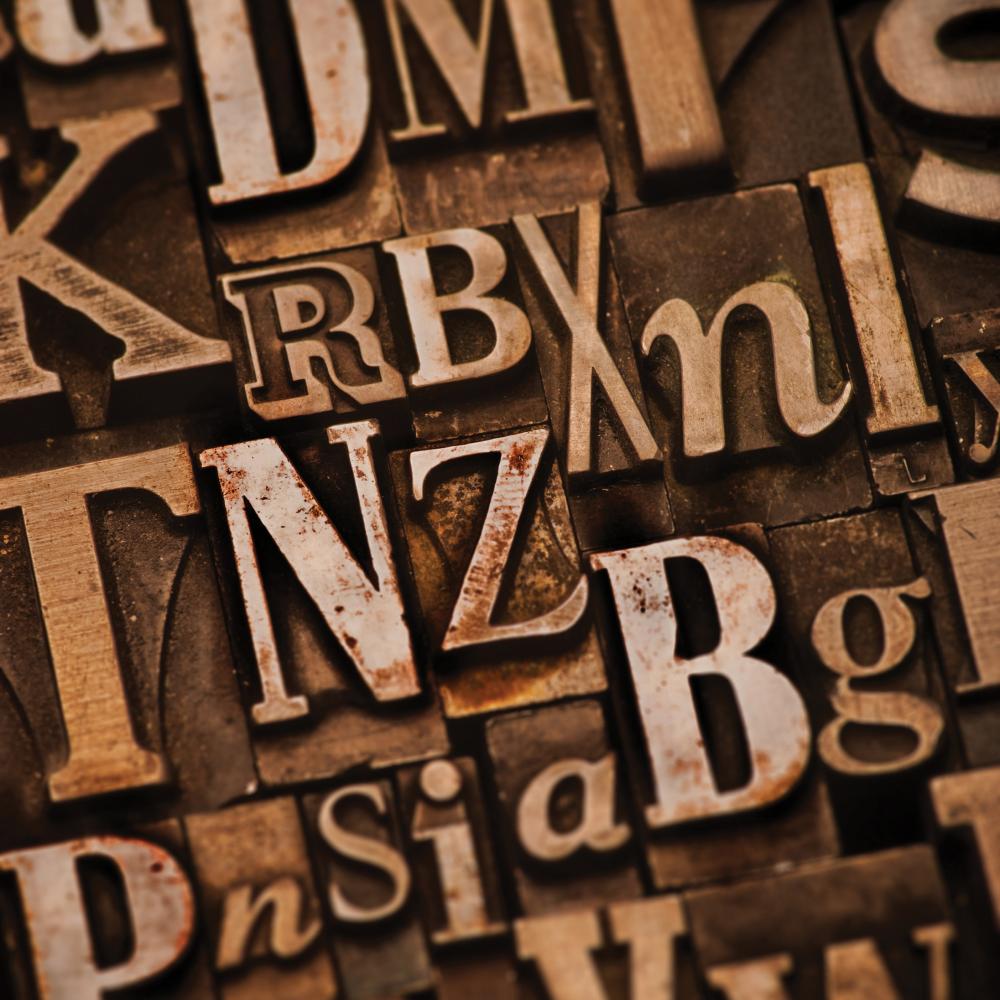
[{"xmin": 0, "ymin": 2, "xmax": 998, "ymax": 997}]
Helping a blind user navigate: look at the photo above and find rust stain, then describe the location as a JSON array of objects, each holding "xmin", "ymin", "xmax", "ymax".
[
  {"xmin": 508, "ymin": 439, "xmax": 532, "ymax": 475},
  {"xmin": 366, "ymin": 656, "xmax": 421, "ymax": 700},
  {"xmin": 218, "ymin": 463, "xmax": 250, "ymax": 504}
]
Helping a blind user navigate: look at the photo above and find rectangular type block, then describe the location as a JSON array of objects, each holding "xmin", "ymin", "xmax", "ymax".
[
  {"xmin": 0, "ymin": 425, "xmax": 256, "ymax": 847},
  {"xmin": 302, "ymin": 780, "xmax": 434, "ymax": 999},
  {"xmin": 391, "ymin": 425, "xmax": 606, "ymax": 717},
  {"xmin": 219, "ymin": 247, "xmax": 410, "ymax": 441},
  {"xmin": 590, "ymin": 524, "xmax": 840, "ymax": 891},
  {"xmin": 199, "ymin": 423, "xmax": 449, "ymax": 786},
  {"xmin": 609, "ymin": 184, "xmax": 872, "ymax": 532},
  {"xmin": 511, "ymin": 202, "xmax": 673, "ymax": 550},
  {"xmin": 515, "ymin": 895, "xmax": 702, "ymax": 1000},
  {"xmin": 0, "ymin": 819, "xmax": 213, "ymax": 1000},
  {"xmin": 769, "ymin": 509, "xmax": 955, "ymax": 852},
  {"xmin": 840, "ymin": 1, "xmax": 1000, "ymax": 326},
  {"xmin": 383, "ymin": 221, "xmax": 550, "ymax": 443},
  {"xmin": 181, "ymin": 0, "xmax": 401, "ymax": 264},
  {"xmin": 396, "ymin": 757, "xmax": 508, "ymax": 948},
  {"xmin": 362, "ymin": 0, "xmax": 609, "ymax": 233},
  {"xmin": 185, "ymin": 798, "xmax": 337, "ymax": 1000},
  {"xmin": 686, "ymin": 846, "xmax": 955, "ymax": 999},
  {"xmin": 485, "ymin": 699, "xmax": 642, "ymax": 915},
  {"xmin": 931, "ymin": 766, "xmax": 1000, "ymax": 999},
  {"xmin": 577, "ymin": 0, "xmax": 862, "ymax": 207},
  {"xmin": 0, "ymin": 114, "xmax": 232, "ymax": 442},
  {"xmin": 905, "ymin": 477, "xmax": 1000, "ymax": 767},
  {"xmin": 807, "ymin": 161, "xmax": 952, "ymax": 498},
  {"xmin": 927, "ymin": 307, "xmax": 1000, "ymax": 479},
  {"xmin": 13, "ymin": 0, "xmax": 181, "ymax": 129}
]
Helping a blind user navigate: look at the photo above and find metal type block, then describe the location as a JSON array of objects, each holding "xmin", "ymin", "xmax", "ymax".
[
  {"xmin": 931, "ymin": 766, "xmax": 1000, "ymax": 999},
  {"xmin": 390, "ymin": 424, "xmax": 606, "ymax": 717},
  {"xmin": 841, "ymin": 1, "xmax": 1000, "ymax": 326},
  {"xmin": 383, "ymin": 220, "xmax": 549, "ymax": 443},
  {"xmin": 590, "ymin": 525, "xmax": 839, "ymax": 891},
  {"xmin": 808, "ymin": 162, "xmax": 953, "ymax": 498},
  {"xmin": 0, "ymin": 427, "xmax": 255, "ymax": 843},
  {"xmin": 0, "ymin": 821, "xmax": 211, "ymax": 1000},
  {"xmin": 302, "ymin": 779, "xmax": 434, "ymax": 999},
  {"xmin": 608, "ymin": 184, "xmax": 872, "ymax": 532},
  {"xmin": 396, "ymin": 756, "xmax": 507, "ymax": 947},
  {"xmin": 219, "ymin": 248, "xmax": 410, "ymax": 439},
  {"xmin": 185, "ymin": 797, "xmax": 337, "ymax": 1000},
  {"xmin": 389, "ymin": 132, "xmax": 609, "ymax": 238},
  {"xmin": 697, "ymin": 0, "xmax": 863, "ymax": 190},
  {"xmin": 362, "ymin": 0, "xmax": 608, "ymax": 233},
  {"xmin": 0, "ymin": 4, "xmax": 996, "ymax": 997},
  {"xmin": 199, "ymin": 422, "xmax": 449, "ymax": 785},
  {"xmin": 0, "ymin": 112, "xmax": 231, "ymax": 440},
  {"xmin": 484, "ymin": 699, "xmax": 642, "ymax": 915},
  {"xmin": 905, "ymin": 478, "xmax": 1000, "ymax": 766},
  {"xmin": 926, "ymin": 307, "xmax": 1000, "ymax": 477},
  {"xmin": 515, "ymin": 896, "xmax": 703, "ymax": 1000},
  {"xmin": 576, "ymin": 0, "xmax": 861, "ymax": 208},
  {"xmin": 11, "ymin": 0, "xmax": 181, "ymax": 129},
  {"xmin": 686, "ymin": 846, "xmax": 955, "ymax": 1000},
  {"xmin": 511, "ymin": 202, "xmax": 673, "ymax": 550},
  {"xmin": 768, "ymin": 509, "xmax": 954, "ymax": 852},
  {"xmin": 181, "ymin": 0, "xmax": 400, "ymax": 264}
]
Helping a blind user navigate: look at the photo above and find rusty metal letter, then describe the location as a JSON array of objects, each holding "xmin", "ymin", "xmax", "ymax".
[
  {"xmin": 411, "ymin": 759, "xmax": 505, "ymax": 944},
  {"xmin": 199, "ymin": 422, "xmax": 419, "ymax": 726},
  {"xmin": 216, "ymin": 878, "xmax": 321, "ymax": 970},
  {"xmin": 874, "ymin": 0, "xmax": 1000, "ymax": 226},
  {"xmin": 608, "ymin": 896, "xmax": 689, "ymax": 1000},
  {"xmin": 826, "ymin": 939, "xmax": 903, "ymax": 1000},
  {"xmin": 0, "ymin": 836, "xmax": 194, "ymax": 1000},
  {"xmin": 318, "ymin": 784, "xmax": 412, "ymax": 923},
  {"xmin": 591, "ymin": 536, "xmax": 811, "ymax": 826},
  {"xmin": 514, "ymin": 910, "xmax": 606, "ymax": 1000},
  {"xmin": 932, "ymin": 766, "xmax": 1000, "ymax": 931},
  {"xmin": 709, "ymin": 927, "xmax": 952, "ymax": 1000},
  {"xmin": 945, "ymin": 349, "xmax": 1000, "ymax": 466},
  {"xmin": 809, "ymin": 163, "xmax": 940, "ymax": 436},
  {"xmin": 221, "ymin": 261, "xmax": 405, "ymax": 421},
  {"xmin": 607, "ymin": 0, "xmax": 726, "ymax": 192},
  {"xmin": 187, "ymin": 0, "xmax": 370, "ymax": 205},
  {"xmin": 707, "ymin": 955, "xmax": 794, "ymax": 1000},
  {"xmin": 517, "ymin": 754, "xmax": 630, "ymax": 862},
  {"xmin": 385, "ymin": 227, "xmax": 532, "ymax": 389},
  {"xmin": 826, "ymin": 928, "xmax": 953, "ymax": 1000},
  {"xmin": 912, "ymin": 479, "xmax": 1000, "ymax": 692},
  {"xmin": 410, "ymin": 426, "xmax": 588, "ymax": 651},
  {"xmin": 216, "ymin": 881, "xmax": 319, "ymax": 972},
  {"xmin": 875, "ymin": 0, "xmax": 1000, "ymax": 121}
]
